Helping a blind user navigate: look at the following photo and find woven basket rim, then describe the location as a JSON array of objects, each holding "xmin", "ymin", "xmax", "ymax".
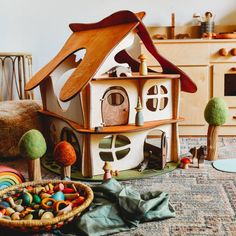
[{"xmin": 0, "ymin": 179, "xmax": 93, "ymax": 228}]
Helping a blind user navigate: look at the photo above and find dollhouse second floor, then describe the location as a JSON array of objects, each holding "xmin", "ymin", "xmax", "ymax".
[{"xmin": 37, "ymin": 66, "xmax": 181, "ymax": 132}]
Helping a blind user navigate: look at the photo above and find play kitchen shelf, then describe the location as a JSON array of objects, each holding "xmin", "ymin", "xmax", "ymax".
[{"xmin": 141, "ymin": 38, "xmax": 236, "ymax": 136}]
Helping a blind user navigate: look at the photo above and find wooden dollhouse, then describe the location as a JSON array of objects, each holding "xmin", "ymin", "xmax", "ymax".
[{"xmin": 25, "ymin": 10, "xmax": 197, "ymax": 177}]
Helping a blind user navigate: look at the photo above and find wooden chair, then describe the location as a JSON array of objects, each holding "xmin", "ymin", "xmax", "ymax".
[{"xmin": 0, "ymin": 52, "xmax": 34, "ymax": 101}]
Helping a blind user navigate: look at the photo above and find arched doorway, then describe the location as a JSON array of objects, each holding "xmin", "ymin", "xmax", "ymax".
[
  {"xmin": 101, "ymin": 86, "xmax": 129, "ymax": 126},
  {"xmin": 144, "ymin": 129, "xmax": 167, "ymax": 170}
]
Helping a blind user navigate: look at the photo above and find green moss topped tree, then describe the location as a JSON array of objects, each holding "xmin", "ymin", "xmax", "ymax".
[
  {"xmin": 18, "ymin": 129, "xmax": 47, "ymax": 181},
  {"xmin": 204, "ymin": 97, "xmax": 228, "ymax": 160}
]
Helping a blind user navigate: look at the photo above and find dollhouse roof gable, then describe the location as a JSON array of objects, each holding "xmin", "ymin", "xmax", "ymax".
[
  {"xmin": 25, "ymin": 11, "xmax": 141, "ymax": 101},
  {"xmin": 25, "ymin": 10, "xmax": 197, "ymax": 102}
]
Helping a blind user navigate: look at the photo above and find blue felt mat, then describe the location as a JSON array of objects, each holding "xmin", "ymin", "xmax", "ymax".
[{"xmin": 212, "ymin": 159, "xmax": 236, "ymax": 173}]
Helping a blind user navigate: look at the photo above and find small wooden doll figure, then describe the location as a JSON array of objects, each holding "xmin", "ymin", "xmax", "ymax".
[
  {"xmin": 103, "ymin": 162, "xmax": 112, "ymax": 180},
  {"xmin": 54, "ymin": 141, "xmax": 77, "ymax": 179},
  {"xmin": 135, "ymin": 97, "xmax": 144, "ymax": 126},
  {"xmin": 138, "ymin": 54, "xmax": 148, "ymax": 76}
]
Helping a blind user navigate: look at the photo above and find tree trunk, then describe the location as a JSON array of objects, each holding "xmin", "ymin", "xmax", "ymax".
[
  {"xmin": 62, "ymin": 166, "xmax": 71, "ymax": 180},
  {"xmin": 28, "ymin": 159, "xmax": 42, "ymax": 181},
  {"xmin": 206, "ymin": 125, "xmax": 219, "ymax": 161}
]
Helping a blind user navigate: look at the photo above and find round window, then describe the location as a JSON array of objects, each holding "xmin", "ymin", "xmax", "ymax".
[
  {"xmin": 99, "ymin": 135, "xmax": 131, "ymax": 161},
  {"xmin": 146, "ymin": 85, "xmax": 168, "ymax": 112}
]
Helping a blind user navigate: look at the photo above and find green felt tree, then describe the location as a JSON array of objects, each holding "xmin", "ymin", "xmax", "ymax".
[
  {"xmin": 19, "ymin": 129, "xmax": 47, "ymax": 181},
  {"xmin": 204, "ymin": 97, "xmax": 228, "ymax": 160}
]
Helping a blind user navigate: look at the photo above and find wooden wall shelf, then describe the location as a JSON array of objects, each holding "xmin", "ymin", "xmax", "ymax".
[{"xmin": 93, "ymin": 72, "xmax": 180, "ymax": 80}]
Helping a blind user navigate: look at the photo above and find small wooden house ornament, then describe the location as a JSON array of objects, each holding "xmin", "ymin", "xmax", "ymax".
[{"xmin": 25, "ymin": 10, "xmax": 197, "ymax": 177}]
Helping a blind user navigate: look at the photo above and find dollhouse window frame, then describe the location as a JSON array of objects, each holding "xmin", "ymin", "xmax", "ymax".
[
  {"xmin": 146, "ymin": 84, "xmax": 169, "ymax": 112},
  {"xmin": 99, "ymin": 134, "xmax": 131, "ymax": 162}
]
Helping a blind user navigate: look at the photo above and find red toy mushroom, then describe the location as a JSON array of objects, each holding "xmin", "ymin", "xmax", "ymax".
[
  {"xmin": 53, "ymin": 141, "xmax": 76, "ymax": 179},
  {"xmin": 180, "ymin": 157, "xmax": 191, "ymax": 169}
]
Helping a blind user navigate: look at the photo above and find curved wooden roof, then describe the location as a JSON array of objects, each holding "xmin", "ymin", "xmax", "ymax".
[
  {"xmin": 25, "ymin": 10, "xmax": 197, "ymax": 102},
  {"xmin": 25, "ymin": 11, "xmax": 140, "ymax": 101}
]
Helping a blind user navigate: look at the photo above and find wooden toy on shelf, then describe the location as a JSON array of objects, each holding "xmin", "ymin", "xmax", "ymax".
[
  {"xmin": 135, "ymin": 97, "xmax": 144, "ymax": 126},
  {"xmin": 138, "ymin": 54, "xmax": 148, "ymax": 75},
  {"xmin": 18, "ymin": 129, "xmax": 46, "ymax": 181},
  {"xmin": 25, "ymin": 10, "xmax": 196, "ymax": 177},
  {"xmin": 53, "ymin": 141, "xmax": 77, "ymax": 179}
]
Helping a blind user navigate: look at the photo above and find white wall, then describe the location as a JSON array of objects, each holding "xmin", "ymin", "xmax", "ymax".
[{"xmin": 1, "ymin": 0, "xmax": 236, "ymax": 76}]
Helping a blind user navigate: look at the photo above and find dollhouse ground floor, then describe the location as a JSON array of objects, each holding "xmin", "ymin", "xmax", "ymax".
[{"xmin": 1, "ymin": 137, "xmax": 236, "ymax": 236}]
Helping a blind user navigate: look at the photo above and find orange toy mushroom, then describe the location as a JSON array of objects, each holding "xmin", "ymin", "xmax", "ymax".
[
  {"xmin": 180, "ymin": 157, "xmax": 191, "ymax": 169},
  {"xmin": 53, "ymin": 141, "xmax": 76, "ymax": 179}
]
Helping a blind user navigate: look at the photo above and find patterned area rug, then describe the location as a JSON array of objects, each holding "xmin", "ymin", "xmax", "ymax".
[{"xmin": 0, "ymin": 137, "xmax": 236, "ymax": 236}]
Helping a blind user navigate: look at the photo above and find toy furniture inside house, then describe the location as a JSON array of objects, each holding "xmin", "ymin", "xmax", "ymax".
[{"xmin": 25, "ymin": 11, "xmax": 197, "ymax": 177}]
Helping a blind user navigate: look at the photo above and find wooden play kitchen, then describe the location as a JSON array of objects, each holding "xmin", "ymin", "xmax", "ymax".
[
  {"xmin": 25, "ymin": 10, "xmax": 196, "ymax": 177},
  {"xmin": 141, "ymin": 27, "xmax": 236, "ymax": 136}
]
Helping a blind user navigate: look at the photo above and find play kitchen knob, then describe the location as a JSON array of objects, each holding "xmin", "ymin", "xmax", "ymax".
[
  {"xmin": 219, "ymin": 48, "xmax": 228, "ymax": 56},
  {"xmin": 231, "ymin": 48, "xmax": 236, "ymax": 56},
  {"xmin": 231, "ymin": 67, "xmax": 236, "ymax": 71}
]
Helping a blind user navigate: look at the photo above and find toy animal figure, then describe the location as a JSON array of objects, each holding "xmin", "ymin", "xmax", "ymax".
[
  {"xmin": 189, "ymin": 145, "xmax": 207, "ymax": 168},
  {"xmin": 189, "ymin": 147, "xmax": 198, "ymax": 164},
  {"xmin": 137, "ymin": 150, "xmax": 165, "ymax": 171},
  {"xmin": 137, "ymin": 151, "xmax": 151, "ymax": 172},
  {"xmin": 107, "ymin": 66, "xmax": 132, "ymax": 77},
  {"xmin": 197, "ymin": 145, "xmax": 207, "ymax": 168}
]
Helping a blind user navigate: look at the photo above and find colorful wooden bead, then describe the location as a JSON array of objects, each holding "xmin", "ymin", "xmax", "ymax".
[
  {"xmin": 62, "ymin": 188, "xmax": 75, "ymax": 194},
  {"xmin": 33, "ymin": 186, "xmax": 46, "ymax": 195},
  {"xmin": 11, "ymin": 212, "xmax": 21, "ymax": 220},
  {"xmin": 54, "ymin": 183, "xmax": 64, "ymax": 192},
  {"xmin": 72, "ymin": 196, "xmax": 85, "ymax": 207},
  {"xmin": 38, "ymin": 209, "xmax": 45, "ymax": 218},
  {"xmin": 53, "ymin": 200, "xmax": 68, "ymax": 212},
  {"xmin": 26, "ymin": 186, "xmax": 34, "ymax": 192},
  {"xmin": 64, "ymin": 193, "xmax": 80, "ymax": 201},
  {"xmin": 15, "ymin": 204, "xmax": 24, "ymax": 212},
  {"xmin": 40, "ymin": 193, "xmax": 51, "ymax": 199},
  {"xmin": 23, "ymin": 213, "xmax": 33, "ymax": 220},
  {"xmin": 51, "ymin": 191, "xmax": 65, "ymax": 201},
  {"xmin": 0, "ymin": 201, "xmax": 10, "ymax": 209},
  {"xmin": 6, "ymin": 197, "xmax": 16, "ymax": 208},
  {"xmin": 48, "ymin": 183, "xmax": 54, "ymax": 191},
  {"xmin": 58, "ymin": 203, "xmax": 72, "ymax": 216},
  {"xmin": 41, "ymin": 198, "xmax": 56, "ymax": 209},
  {"xmin": 15, "ymin": 199, "xmax": 23, "ymax": 205},
  {"xmin": 41, "ymin": 211, "xmax": 54, "ymax": 220},
  {"xmin": 20, "ymin": 210, "xmax": 31, "ymax": 218},
  {"xmin": 22, "ymin": 192, "xmax": 33, "ymax": 206},
  {"xmin": 33, "ymin": 194, "xmax": 41, "ymax": 204},
  {"xmin": 31, "ymin": 203, "xmax": 40, "ymax": 209},
  {"xmin": 5, "ymin": 207, "xmax": 15, "ymax": 216},
  {"xmin": 0, "ymin": 209, "xmax": 6, "ymax": 215}
]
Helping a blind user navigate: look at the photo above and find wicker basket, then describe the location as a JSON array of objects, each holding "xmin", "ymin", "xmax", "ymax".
[{"xmin": 0, "ymin": 179, "xmax": 94, "ymax": 232}]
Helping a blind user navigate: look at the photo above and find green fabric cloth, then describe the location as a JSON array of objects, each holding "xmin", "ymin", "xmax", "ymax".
[{"xmin": 73, "ymin": 178, "xmax": 175, "ymax": 236}]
